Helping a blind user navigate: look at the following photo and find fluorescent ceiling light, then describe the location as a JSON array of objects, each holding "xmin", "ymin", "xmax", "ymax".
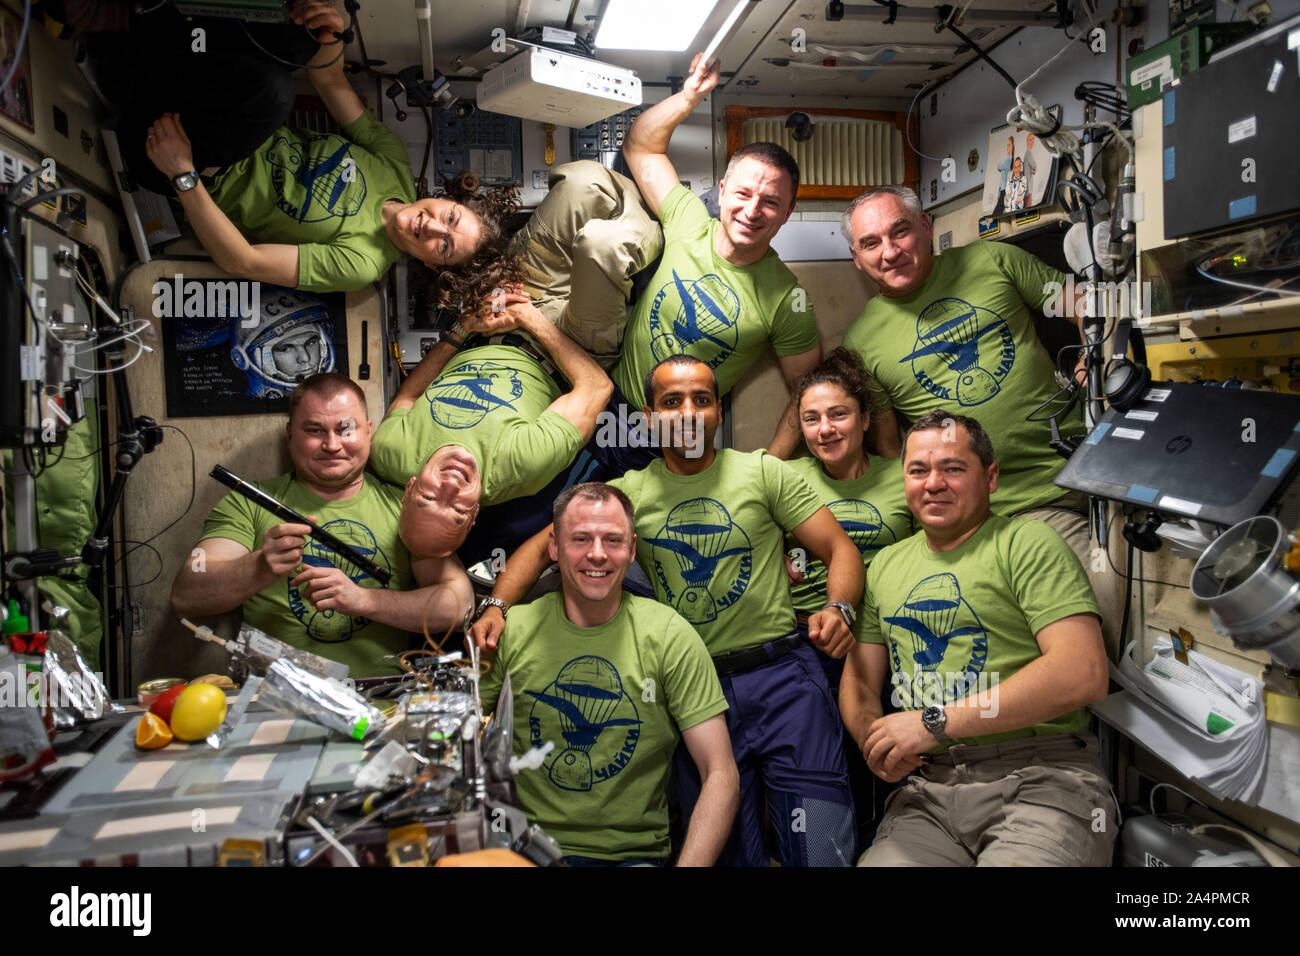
[{"xmin": 595, "ymin": 0, "xmax": 722, "ymax": 52}]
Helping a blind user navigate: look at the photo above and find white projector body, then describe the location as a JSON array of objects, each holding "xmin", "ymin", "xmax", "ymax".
[{"xmin": 478, "ymin": 46, "xmax": 642, "ymax": 128}]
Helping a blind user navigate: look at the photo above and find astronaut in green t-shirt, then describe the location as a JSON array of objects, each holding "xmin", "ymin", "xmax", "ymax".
[
  {"xmin": 840, "ymin": 411, "xmax": 1117, "ymax": 866},
  {"xmin": 839, "ymin": 186, "xmax": 1091, "ymax": 530},
  {"xmin": 615, "ymin": 52, "xmax": 823, "ymax": 460},
  {"xmin": 471, "ymin": 357, "xmax": 866, "ymax": 867},
  {"xmin": 477, "ymin": 482, "xmax": 737, "ymax": 865},
  {"xmin": 170, "ymin": 373, "xmax": 473, "ymax": 677},
  {"xmin": 141, "ymin": 1, "xmax": 505, "ymax": 294},
  {"xmin": 371, "ymin": 298, "xmax": 612, "ymax": 561}
]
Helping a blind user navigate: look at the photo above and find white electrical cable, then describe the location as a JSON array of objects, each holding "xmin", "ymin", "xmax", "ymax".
[
  {"xmin": 56, "ymin": 318, "xmax": 155, "ymax": 376},
  {"xmin": 1194, "ymin": 267, "xmax": 1300, "ymax": 298},
  {"xmin": 1003, "ymin": 1, "xmax": 1137, "ymax": 166},
  {"xmin": 305, "ymin": 815, "xmax": 360, "ymax": 867}
]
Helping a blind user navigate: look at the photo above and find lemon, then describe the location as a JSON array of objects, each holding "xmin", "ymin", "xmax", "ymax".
[{"xmin": 169, "ymin": 684, "xmax": 228, "ymax": 741}]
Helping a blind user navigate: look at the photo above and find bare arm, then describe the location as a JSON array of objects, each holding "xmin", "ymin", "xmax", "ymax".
[
  {"xmin": 296, "ymin": 1, "xmax": 366, "ymax": 129},
  {"xmin": 513, "ymin": 304, "xmax": 613, "ymax": 442},
  {"xmin": 865, "ymin": 613, "xmax": 1108, "ymax": 780},
  {"xmin": 676, "ymin": 714, "xmax": 739, "ymax": 866},
  {"xmin": 943, "ymin": 613, "xmax": 1107, "ymax": 737},
  {"xmin": 147, "ymin": 114, "xmax": 300, "ymax": 287},
  {"xmin": 388, "ymin": 339, "xmax": 459, "ymax": 414},
  {"xmin": 789, "ymin": 506, "xmax": 865, "ymax": 659},
  {"xmin": 867, "ymin": 407, "xmax": 903, "ymax": 459},
  {"xmin": 467, "ymin": 524, "xmax": 554, "ymax": 655},
  {"xmin": 766, "ymin": 345, "xmax": 822, "ymax": 459},
  {"xmin": 839, "ymin": 642, "xmax": 891, "ymax": 754},
  {"xmin": 170, "ymin": 528, "xmax": 310, "ymax": 620},
  {"xmin": 290, "ymin": 553, "xmax": 474, "ymax": 634},
  {"xmin": 621, "ymin": 53, "xmax": 719, "ymax": 215}
]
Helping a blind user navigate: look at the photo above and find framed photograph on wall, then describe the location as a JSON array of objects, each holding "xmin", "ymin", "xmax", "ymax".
[
  {"xmin": 980, "ymin": 110, "xmax": 1061, "ymax": 218},
  {"xmin": 160, "ymin": 283, "xmax": 348, "ymax": 418},
  {"xmin": 0, "ymin": 3, "xmax": 35, "ymax": 131}
]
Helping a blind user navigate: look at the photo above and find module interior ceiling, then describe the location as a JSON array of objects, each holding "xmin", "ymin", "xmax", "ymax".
[{"xmin": 355, "ymin": 0, "xmax": 1055, "ymax": 101}]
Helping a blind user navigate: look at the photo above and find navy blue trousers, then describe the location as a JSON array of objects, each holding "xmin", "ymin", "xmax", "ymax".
[{"xmin": 675, "ymin": 643, "xmax": 855, "ymax": 867}]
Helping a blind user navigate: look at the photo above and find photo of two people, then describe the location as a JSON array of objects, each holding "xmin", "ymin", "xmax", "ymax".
[{"xmin": 981, "ymin": 117, "xmax": 1060, "ymax": 217}]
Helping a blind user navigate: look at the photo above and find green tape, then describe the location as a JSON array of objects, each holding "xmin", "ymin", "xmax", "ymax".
[{"xmin": 351, "ymin": 716, "xmax": 369, "ymax": 740}]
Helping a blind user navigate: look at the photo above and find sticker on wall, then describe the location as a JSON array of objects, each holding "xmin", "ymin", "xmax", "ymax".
[
  {"xmin": 1013, "ymin": 209, "xmax": 1041, "ymax": 227},
  {"xmin": 977, "ymin": 216, "xmax": 1000, "ymax": 239}
]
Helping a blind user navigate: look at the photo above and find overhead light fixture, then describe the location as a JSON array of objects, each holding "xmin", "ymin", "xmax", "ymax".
[{"xmin": 594, "ymin": 0, "xmax": 722, "ymax": 52}]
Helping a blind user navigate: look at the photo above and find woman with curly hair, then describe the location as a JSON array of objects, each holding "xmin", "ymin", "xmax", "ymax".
[
  {"xmin": 122, "ymin": 0, "xmax": 519, "ymax": 295},
  {"xmin": 416, "ymin": 171, "xmax": 526, "ymax": 314}
]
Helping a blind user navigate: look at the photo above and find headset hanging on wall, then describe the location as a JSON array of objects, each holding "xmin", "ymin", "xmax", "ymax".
[{"xmin": 1103, "ymin": 318, "xmax": 1151, "ymax": 412}]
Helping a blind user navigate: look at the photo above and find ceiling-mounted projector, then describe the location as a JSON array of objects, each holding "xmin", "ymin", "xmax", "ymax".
[
  {"xmin": 477, "ymin": 45, "xmax": 642, "ymax": 128},
  {"xmin": 1190, "ymin": 515, "xmax": 1300, "ymax": 671}
]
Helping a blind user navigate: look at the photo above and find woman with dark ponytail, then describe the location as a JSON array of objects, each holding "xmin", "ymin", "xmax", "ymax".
[{"xmin": 785, "ymin": 346, "xmax": 916, "ymax": 690}]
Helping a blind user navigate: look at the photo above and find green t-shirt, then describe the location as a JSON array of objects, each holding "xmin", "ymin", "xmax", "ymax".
[
  {"xmin": 611, "ymin": 449, "xmax": 823, "ymax": 656},
  {"xmin": 369, "ymin": 344, "xmax": 583, "ymax": 504},
  {"xmin": 783, "ymin": 455, "xmax": 915, "ymax": 614},
  {"xmin": 210, "ymin": 112, "xmax": 416, "ymax": 293},
  {"xmin": 841, "ymin": 241, "xmax": 1084, "ymax": 515},
  {"xmin": 854, "ymin": 513, "xmax": 1101, "ymax": 748},
  {"xmin": 610, "ymin": 185, "xmax": 819, "ymax": 404},
  {"xmin": 199, "ymin": 473, "xmax": 415, "ymax": 678},
  {"xmin": 478, "ymin": 592, "xmax": 727, "ymax": 861}
]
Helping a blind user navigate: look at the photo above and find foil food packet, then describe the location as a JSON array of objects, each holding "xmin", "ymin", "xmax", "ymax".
[
  {"xmin": 42, "ymin": 630, "xmax": 119, "ymax": 723},
  {"xmin": 257, "ymin": 658, "xmax": 383, "ymax": 741},
  {"xmin": 365, "ymin": 690, "xmax": 476, "ymax": 752}
]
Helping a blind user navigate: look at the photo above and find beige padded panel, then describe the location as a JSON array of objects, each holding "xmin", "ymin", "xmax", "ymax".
[
  {"xmin": 729, "ymin": 260, "xmax": 876, "ymax": 452},
  {"xmin": 116, "ymin": 262, "xmax": 386, "ymax": 683}
]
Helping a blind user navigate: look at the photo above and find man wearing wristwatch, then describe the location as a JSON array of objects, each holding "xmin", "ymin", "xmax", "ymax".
[
  {"xmin": 471, "ymin": 356, "xmax": 864, "ymax": 867},
  {"xmin": 369, "ymin": 295, "xmax": 612, "ymax": 565},
  {"xmin": 476, "ymin": 482, "xmax": 738, "ymax": 866},
  {"xmin": 134, "ymin": 1, "xmax": 491, "ymax": 294},
  {"xmin": 839, "ymin": 411, "xmax": 1116, "ymax": 866}
]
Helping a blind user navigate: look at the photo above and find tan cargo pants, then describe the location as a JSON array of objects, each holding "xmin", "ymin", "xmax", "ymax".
[
  {"xmin": 859, "ymin": 732, "xmax": 1118, "ymax": 867},
  {"xmin": 509, "ymin": 161, "xmax": 664, "ymax": 369}
]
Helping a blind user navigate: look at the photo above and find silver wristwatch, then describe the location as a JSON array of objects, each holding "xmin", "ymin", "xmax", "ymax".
[
  {"xmin": 825, "ymin": 601, "xmax": 856, "ymax": 628},
  {"xmin": 474, "ymin": 596, "xmax": 507, "ymax": 622},
  {"xmin": 921, "ymin": 705, "xmax": 951, "ymax": 743},
  {"xmin": 171, "ymin": 170, "xmax": 199, "ymax": 193}
]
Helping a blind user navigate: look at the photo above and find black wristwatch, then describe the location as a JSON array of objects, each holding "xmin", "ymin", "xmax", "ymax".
[
  {"xmin": 921, "ymin": 705, "xmax": 951, "ymax": 743},
  {"xmin": 171, "ymin": 170, "xmax": 199, "ymax": 193},
  {"xmin": 474, "ymin": 596, "xmax": 507, "ymax": 622},
  {"xmin": 825, "ymin": 601, "xmax": 856, "ymax": 628},
  {"xmin": 443, "ymin": 321, "xmax": 467, "ymax": 349}
]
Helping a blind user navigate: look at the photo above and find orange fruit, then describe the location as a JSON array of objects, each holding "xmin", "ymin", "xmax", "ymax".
[
  {"xmin": 169, "ymin": 684, "xmax": 228, "ymax": 741},
  {"xmin": 135, "ymin": 712, "xmax": 174, "ymax": 750}
]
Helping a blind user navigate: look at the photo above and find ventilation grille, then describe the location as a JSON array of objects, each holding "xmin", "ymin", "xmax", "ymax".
[{"xmin": 742, "ymin": 117, "xmax": 904, "ymax": 188}]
